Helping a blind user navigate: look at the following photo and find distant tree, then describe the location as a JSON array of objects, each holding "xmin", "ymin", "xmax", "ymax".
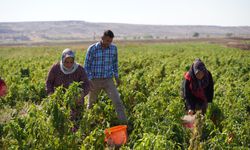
[
  {"xmin": 226, "ymin": 33, "xmax": 233, "ymax": 38},
  {"xmin": 143, "ymin": 35, "xmax": 154, "ymax": 39},
  {"xmin": 193, "ymin": 32, "xmax": 199, "ymax": 38}
]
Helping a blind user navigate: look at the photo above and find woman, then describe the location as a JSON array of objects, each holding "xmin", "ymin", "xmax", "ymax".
[
  {"xmin": 0, "ymin": 77, "xmax": 7, "ymax": 97},
  {"xmin": 46, "ymin": 48, "xmax": 90, "ymax": 131},
  {"xmin": 182, "ymin": 58, "xmax": 214, "ymax": 115}
]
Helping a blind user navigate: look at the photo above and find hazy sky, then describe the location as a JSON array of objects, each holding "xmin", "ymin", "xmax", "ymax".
[{"xmin": 0, "ymin": 0, "xmax": 249, "ymax": 26}]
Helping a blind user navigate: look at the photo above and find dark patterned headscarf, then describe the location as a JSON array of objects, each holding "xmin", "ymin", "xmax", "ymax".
[{"xmin": 188, "ymin": 58, "xmax": 209, "ymax": 91}]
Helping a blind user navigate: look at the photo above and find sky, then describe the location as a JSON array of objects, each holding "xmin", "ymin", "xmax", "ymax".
[{"xmin": 0, "ymin": 0, "xmax": 249, "ymax": 26}]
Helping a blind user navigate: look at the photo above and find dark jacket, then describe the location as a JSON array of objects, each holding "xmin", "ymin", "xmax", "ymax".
[{"xmin": 182, "ymin": 70, "xmax": 214, "ymax": 110}]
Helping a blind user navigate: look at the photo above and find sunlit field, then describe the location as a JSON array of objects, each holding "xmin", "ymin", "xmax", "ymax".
[{"xmin": 0, "ymin": 42, "xmax": 249, "ymax": 149}]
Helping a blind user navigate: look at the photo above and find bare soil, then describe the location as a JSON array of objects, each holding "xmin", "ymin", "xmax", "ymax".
[{"xmin": 0, "ymin": 37, "xmax": 250, "ymax": 50}]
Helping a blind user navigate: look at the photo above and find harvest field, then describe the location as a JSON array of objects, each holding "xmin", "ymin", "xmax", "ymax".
[{"xmin": 0, "ymin": 41, "xmax": 250, "ymax": 149}]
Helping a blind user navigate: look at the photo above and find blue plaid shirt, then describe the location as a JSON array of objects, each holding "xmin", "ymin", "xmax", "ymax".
[{"xmin": 84, "ymin": 42, "xmax": 119, "ymax": 80}]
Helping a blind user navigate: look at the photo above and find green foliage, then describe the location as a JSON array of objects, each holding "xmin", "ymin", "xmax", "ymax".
[{"xmin": 0, "ymin": 43, "xmax": 250, "ymax": 149}]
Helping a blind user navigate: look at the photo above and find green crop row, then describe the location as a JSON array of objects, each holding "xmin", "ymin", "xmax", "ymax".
[{"xmin": 0, "ymin": 42, "xmax": 249, "ymax": 149}]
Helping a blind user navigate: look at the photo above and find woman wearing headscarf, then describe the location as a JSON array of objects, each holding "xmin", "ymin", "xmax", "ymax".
[
  {"xmin": 182, "ymin": 58, "xmax": 214, "ymax": 115},
  {"xmin": 46, "ymin": 48, "xmax": 90, "ymax": 131}
]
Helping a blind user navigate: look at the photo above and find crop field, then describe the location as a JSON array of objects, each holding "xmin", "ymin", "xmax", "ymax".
[{"xmin": 0, "ymin": 41, "xmax": 249, "ymax": 149}]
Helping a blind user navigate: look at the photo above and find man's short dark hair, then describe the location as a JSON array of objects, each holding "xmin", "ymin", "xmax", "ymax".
[{"xmin": 103, "ymin": 30, "xmax": 114, "ymax": 38}]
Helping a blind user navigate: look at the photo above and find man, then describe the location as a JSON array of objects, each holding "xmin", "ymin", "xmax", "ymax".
[{"xmin": 84, "ymin": 30, "xmax": 127, "ymax": 124}]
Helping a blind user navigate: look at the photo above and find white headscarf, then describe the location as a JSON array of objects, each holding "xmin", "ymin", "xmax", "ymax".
[{"xmin": 60, "ymin": 48, "xmax": 79, "ymax": 75}]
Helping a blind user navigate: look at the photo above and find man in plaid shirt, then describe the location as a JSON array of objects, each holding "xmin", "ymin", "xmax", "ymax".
[{"xmin": 84, "ymin": 30, "xmax": 127, "ymax": 124}]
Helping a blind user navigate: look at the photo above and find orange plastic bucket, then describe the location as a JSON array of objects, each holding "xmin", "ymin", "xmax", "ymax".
[{"xmin": 104, "ymin": 125, "xmax": 128, "ymax": 146}]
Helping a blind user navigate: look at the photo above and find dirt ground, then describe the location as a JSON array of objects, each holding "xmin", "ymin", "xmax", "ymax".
[
  {"xmin": 202, "ymin": 37, "xmax": 250, "ymax": 50},
  {"xmin": 0, "ymin": 37, "xmax": 250, "ymax": 50}
]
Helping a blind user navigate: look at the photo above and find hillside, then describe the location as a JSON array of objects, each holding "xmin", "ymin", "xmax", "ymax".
[{"xmin": 0, "ymin": 21, "xmax": 250, "ymax": 44}]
